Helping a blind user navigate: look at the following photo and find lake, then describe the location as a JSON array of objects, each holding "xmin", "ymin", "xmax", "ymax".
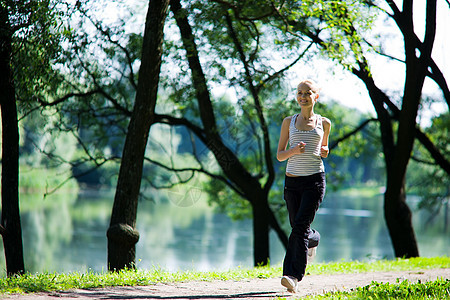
[{"xmin": 2, "ymin": 187, "xmax": 448, "ymax": 275}]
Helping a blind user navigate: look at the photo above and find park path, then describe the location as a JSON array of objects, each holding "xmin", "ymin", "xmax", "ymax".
[{"xmin": 3, "ymin": 268, "xmax": 449, "ymax": 300}]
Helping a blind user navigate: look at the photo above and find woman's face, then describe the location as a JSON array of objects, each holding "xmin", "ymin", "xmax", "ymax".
[{"xmin": 296, "ymin": 83, "xmax": 318, "ymax": 107}]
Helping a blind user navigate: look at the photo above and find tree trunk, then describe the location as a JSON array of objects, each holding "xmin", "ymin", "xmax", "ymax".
[
  {"xmin": 252, "ymin": 196, "xmax": 270, "ymax": 266},
  {"xmin": 382, "ymin": 67, "xmax": 422, "ymax": 257},
  {"xmin": 384, "ymin": 178, "xmax": 419, "ymax": 257},
  {"xmin": 0, "ymin": 6, "xmax": 25, "ymax": 276},
  {"xmin": 353, "ymin": 65, "xmax": 419, "ymax": 258},
  {"xmin": 107, "ymin": 0, "xmax": 169, "ymax": 271},
  {"xmin": 382, "ymin": 0, "xmax": 437, "ymax": 258}
]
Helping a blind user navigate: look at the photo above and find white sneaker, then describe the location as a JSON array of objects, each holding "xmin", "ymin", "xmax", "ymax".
[
  {"xmin": 307, "ymin": 246, "xmax": 317, "ymax": 263},
  {"xmin": 281, "ymin": 275, "xmax": 298, "ymax": 293}
]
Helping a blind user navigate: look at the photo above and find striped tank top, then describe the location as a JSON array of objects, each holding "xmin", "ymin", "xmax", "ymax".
[{"xmin": 286, "ymin": 114, "xmax": 325, "ymax": 176}]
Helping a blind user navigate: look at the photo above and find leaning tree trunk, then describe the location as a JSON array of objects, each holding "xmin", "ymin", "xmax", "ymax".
[
  {"xmin": 0, "ymin": 5, "xmax": 25, "ymax": 276},
  {"xmin": 170, "ymin": 0, "xmax": 285, "ymax": 266},
  {"xmin": 107, "ymin": 0, "xmax": 169, "ymax": 271}
]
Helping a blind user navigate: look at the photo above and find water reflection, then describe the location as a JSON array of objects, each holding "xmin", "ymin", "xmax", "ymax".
[
  {"xmin": 0, "ymin": 189, "xmax": 448, "ymax": 276},
  {"xmin": 136, "ymin": 197, "xmax": 254, "ymax": 271}
]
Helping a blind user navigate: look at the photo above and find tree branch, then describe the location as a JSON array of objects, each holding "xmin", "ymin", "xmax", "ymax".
[
  {"xmin": 77, "ymin": 4, "xmax": 138, "ymax": 90},
  {"xmin": 154, "ymin": 113, "xmax": 207, "ymax": 144},
  {"xmin": 72, "ymin": 50, "xmax": 132, "ymax": 115},
  {"xmin": 36, "ymin": 89, "xmax": 102, "ymax": 107},
  {"xmin": 415, "ymin": 129, "xmax": 450, "ymax": 175},
  {"xmin": 377, "ymin": 89, "xmax": 450, "ymax": 176},
  {"xmin": 143, "ymin": 157, "xmax": 245, "ymax": 198},
  {"xmin": 224, "ymin": 11, "xmax": 275, "ymax": 194},
  {"xmin": 211, "ymin": 0, "xmax": 276, "ymax": 21},
  {"xmin": 330, "ymin": 118, "xmax": 378, "ymax": 150},
  {"xmin": 256, "ymin": 42, "xmax": 314, "ymax": 94},
  {"xmin": 384, "ymin": 0, "xmax": 449, "ymax": 108}
]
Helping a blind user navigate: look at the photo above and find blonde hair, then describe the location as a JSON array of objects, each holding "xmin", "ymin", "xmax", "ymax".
[{"xmin": 297, "ymin": 79, "xmax": 321, "ymax": 94}]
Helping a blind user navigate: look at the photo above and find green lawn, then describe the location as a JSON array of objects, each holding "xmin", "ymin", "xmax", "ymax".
[
  {"xmin": 1, "ymin": 256, "xmax": 449, "ymax": 298},
  {"xmin": 301, "ymin": 278, "xmax": 449, "ymax": 300}
]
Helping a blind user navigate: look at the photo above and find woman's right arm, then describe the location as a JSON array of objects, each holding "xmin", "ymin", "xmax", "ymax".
[{"xmin": 277, "ymin": 117, "xmax": 295, "ymax": 162}]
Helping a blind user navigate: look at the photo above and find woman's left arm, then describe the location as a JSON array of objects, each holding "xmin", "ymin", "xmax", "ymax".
[{"xmin": 320, "ymin": 117, "xmax": 331, "ymax": 158}]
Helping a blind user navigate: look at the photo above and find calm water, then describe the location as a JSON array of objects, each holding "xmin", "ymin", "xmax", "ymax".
[{"xmin": 2, "ymin": 188, "xmax": 448, "ymax": 275}]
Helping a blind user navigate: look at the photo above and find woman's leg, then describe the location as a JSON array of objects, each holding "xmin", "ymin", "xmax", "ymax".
[
  {"xmin": 308, "ymin": 228, "xmax": 320, "ymax": 248},
  {"xmin": 283, "ymin": 173, "xmax": 325, "ymax": 281}
]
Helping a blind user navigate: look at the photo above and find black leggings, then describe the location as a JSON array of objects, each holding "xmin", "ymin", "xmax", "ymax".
[{"xmin": 282, "ymin": 172, "xmax": 326, "ymax": 281}]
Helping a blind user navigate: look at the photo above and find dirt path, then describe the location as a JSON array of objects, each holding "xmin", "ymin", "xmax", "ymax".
[{"xmin": 4, "ymin": 268, "xmax": 449, "ymax": 300}]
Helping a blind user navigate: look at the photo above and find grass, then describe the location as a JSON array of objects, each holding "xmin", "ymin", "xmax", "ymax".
[
  {"xmin": 306, "ymin": 256, "xmax": 450, "ymax": 275},
  {"xmin": 1, "ymin": 256, "xmax": 449, "ymax": 297},
  {"xmin": 302, "ymin": 278, "xmax": 450, "ymax": 300}
]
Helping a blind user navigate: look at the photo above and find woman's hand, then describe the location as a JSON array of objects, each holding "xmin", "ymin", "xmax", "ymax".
[
  {"xmin": 292, "ymin": 142, "xmax": 306, "ymax": 155},
  {"xmin": 320, "ymin": 145, "xmax": 329, "ymax": 158}
]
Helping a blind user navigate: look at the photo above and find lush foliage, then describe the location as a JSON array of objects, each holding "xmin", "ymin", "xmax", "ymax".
[
  {"xmin": 13, "ymin": 0, "xmax": 447, "ymax": 232},
  {"xmin": 15, "ymin": 0, "xmax": 388, "ymax": 217},
  {"xmin": 0, "ymin": 257, "xmax": 448, "ymax": 295},
  {"xmin": 9, "ymin": 0, "xmax": 69, "ymax": 108}
]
